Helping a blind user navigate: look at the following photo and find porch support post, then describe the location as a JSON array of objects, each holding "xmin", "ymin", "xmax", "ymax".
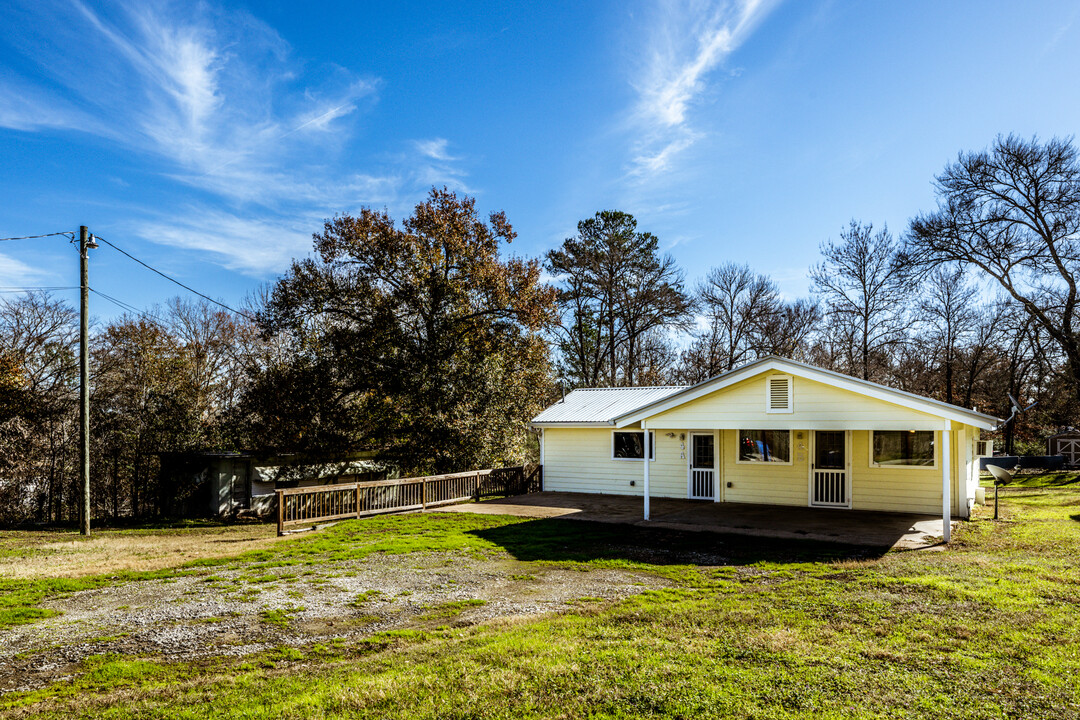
[
  {"xmin": 643, "ymin": 422, "xmax": 650, "ymax": 521},
  {"xmin": 539, "ymin": 428, "xmax": 545, "ymax": 492},
  {"xmin": 713, "ymin": 430, "xmax": 721, "ymax": 503},
  {"xmin": 942, "ymin": 421, "xmax": 951, "ymax": 543}
]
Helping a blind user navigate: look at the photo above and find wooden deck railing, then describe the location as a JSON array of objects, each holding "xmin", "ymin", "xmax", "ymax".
[{"xmin": 276, "ymin": 464, "xmax": 542, "ymax": 535}]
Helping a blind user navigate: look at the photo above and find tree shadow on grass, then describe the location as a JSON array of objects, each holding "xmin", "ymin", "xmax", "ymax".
[{"xmin": 470, "ymin": 518, "xmax": 888, "ymax": 568}]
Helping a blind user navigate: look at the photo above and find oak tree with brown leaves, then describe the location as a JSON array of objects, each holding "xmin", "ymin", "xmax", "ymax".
[{"xmin": 254, "ymin": 188, "xmax": 557, "ymax": 474}]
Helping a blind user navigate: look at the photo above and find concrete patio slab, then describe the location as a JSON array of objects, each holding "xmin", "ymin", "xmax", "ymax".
[{"xmin": 433, "ymin": 492, "xmax": 949, "ymax": 549}]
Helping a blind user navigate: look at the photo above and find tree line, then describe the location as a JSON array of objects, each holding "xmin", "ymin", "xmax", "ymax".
[{"xmin": 2, "ymin": 135, "xmax": 1078, "ymax": 524}]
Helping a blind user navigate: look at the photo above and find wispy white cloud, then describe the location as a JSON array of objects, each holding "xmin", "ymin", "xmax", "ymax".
[
  {"xmin": 627, "ymin": 0, "xmax": 781, "ymax": 179},
  {"xmin": 68, "ymin": 1, "xmax": 378, "ymax": 206},
  {"xmin": 131, "ymin": 207, "xmax": 318, "ymax": 275},
  {"xmin": 410, "ymin": 138, "xmax": 473, "ymax": 194},
  {"xmin": 1040, "ymin": 5, "xmax": 1079, "ymax": 57},
  {"xmin": 630, "ymin": 132, "xmax": 701, "ymax": 176},
  {"xmin": 0, "ymin": 0, "xmax": 448, "ymax": 276},
  {"xmin": 414, "ymin": 138, "xmax": 457, "ymax": 162},
  {"xmin": 0, "ymin": 253, "xmax": 50, "ymax": 287}
]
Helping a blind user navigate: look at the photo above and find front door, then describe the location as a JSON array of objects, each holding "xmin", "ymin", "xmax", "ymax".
[
  {"xmin": 689, "ymin": 433, "xmax": 715, "ymax": 500},
  {"xmin": 811, "ymin": 430, "xmax": 849, "ymax": 507}
]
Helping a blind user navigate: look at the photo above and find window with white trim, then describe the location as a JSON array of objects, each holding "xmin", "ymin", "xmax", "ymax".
[
  {"xmin": 765, "ymin": 375, "xmax": 793, "ymax": 413},
  {"xmin": 612, "ymin": 431, "xmax": 654, "ymax": 461},
  {"xmin": 872, "ymin": 431, "xmax": 935, "ymax": 467},
  {"xmin": 738, "ymin": 430, "xmax": 791, "ymax": 463}
]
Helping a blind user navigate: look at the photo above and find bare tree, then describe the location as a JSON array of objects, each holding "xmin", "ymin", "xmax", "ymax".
[
  {"xmin": 917, "ymin": 266, "xmax": 980, "ymax": 404},
  {"xmin": 164, "ymin": 297, "xmax": 251, "ymax": 443},
  {"xmin": 956, "ymin": 309, "xmax": 1002, "ymax": 411},
  {"xmin": 811, "ymin": 220, "xmax": 910, "ymax": 380},
  {"xmin": 627, "ymin": 328, "xmax": 679, "ymax": 386},
  {"xmin": 754, "ymin": 298, "xmax": 821, "ymax": 361},
  {"xmin": 694, "ymin": 264, "xmax": 778, "ymax": 372},
  {"xmin": 907, "ymin": 135, "xmax": 1080, "ymax": 405}
]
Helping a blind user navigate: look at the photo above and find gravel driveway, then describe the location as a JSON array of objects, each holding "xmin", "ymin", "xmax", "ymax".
[{"xmin": 1, "ymin": 550, "xmax": 670, "ymax": 694}]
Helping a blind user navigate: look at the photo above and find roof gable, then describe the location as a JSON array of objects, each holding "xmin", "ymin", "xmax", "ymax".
[{"xmin": 613, "ymin": 357, "xmax": 998, "ymax": 430}]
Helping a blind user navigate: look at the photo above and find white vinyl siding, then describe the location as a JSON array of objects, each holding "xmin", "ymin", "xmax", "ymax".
[
  {"xmin": 850, "ymin": 430, "xmax": 949, "ymax": 514},
  {"xmin": 543, "ymin": 427, "xmax": 686, "ymax": 498},
  {"xmin": 722, "ymin": 429, "xmax": 808, "ymax": 506}
]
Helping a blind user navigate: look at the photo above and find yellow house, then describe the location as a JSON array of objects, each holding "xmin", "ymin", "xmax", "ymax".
[{"xmin": 532, "ymin": 357, "xmax": 998, "ymax": 541}]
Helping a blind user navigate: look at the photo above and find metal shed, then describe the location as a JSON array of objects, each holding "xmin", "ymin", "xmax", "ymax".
[{"xmin": 158, "ymin": 450, "xmax": 387, "ymax": 518}]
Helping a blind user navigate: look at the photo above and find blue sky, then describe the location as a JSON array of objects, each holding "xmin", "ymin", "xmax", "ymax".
[{"xmin": 2, "ymin": 0, "xmax": 1079, "ymax": 319}]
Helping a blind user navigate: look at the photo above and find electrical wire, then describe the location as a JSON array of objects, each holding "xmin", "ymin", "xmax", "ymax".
[
  {"xmin": 89, "ymin": 288, "xmax": 172, "ymax": 333},
  {"xmin": 0, "ymin": 231, "xmax": 74, "ymax": 242},
  {"xmin": 91, "ymin": 234, "xmax": 256, "ymax": 321}
]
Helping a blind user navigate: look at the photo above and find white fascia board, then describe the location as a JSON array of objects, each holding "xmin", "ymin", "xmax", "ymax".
[
  {"xmin": 530, "ymin": 421, "xmax": 616, "ymax": 429},
  {"xmin": 614, "ymin": 357, "xmax": 998, "ymax": 430}
]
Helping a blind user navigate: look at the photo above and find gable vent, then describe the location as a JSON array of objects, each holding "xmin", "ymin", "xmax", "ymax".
[{"xmin": 766, "ymin": 375, "xmax": 793, "ymax": 413}]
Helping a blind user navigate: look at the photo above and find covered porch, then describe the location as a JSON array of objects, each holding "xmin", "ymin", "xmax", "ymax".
[
  {"xmin": 635, "ymin": 424, "xmax": 972, "ymax": 542},
  {"xmin": 436, "ymin": 491, "xmax": 949, "ymax": 549}
]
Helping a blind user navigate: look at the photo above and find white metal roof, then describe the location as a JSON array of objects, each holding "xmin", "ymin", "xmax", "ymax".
[{"xmin": 531, "ymin": 386, "xmax": 688, "ymax": 425}]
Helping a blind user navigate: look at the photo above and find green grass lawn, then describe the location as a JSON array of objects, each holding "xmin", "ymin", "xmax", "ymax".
[{"xmin": 4, "ymin": 478, "xmax": 1080, "ymax": 719}]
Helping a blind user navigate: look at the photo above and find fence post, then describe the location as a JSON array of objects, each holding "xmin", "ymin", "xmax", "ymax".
[
  {"xmin": 355, "ymin": 483, "xmax": 361, "ymax": 519},
  {"xmin": 276, "ymin": 489, "xmax": 285, "ymax": 536},
  {"xmin": 421, "ymin": 477, "xmax": 427, "ymax": 510}
]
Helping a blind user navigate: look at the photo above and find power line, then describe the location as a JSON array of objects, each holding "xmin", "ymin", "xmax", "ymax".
[
  {"xmin": 91, "ymin": 234, "xmax": 256, "ymax": 321},
  {"xmin": 90, "ymin": 288, "xmax": 144, "ymax": 315},
  {"xmin": 0, "ymin": 286, "xmax": 80, "ymax": 292},
  {"xmin": 89, "ymin": 288, "xmax": 172, "ymax": 333},
  {"xmin": 0, "ymin": 231, "xmax": 74, "ymax": 242}
]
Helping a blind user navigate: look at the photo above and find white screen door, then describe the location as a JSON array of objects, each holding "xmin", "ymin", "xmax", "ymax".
[
  {"xmin": 811, "ymin": 430, "xmax": 849, "ymax": 507},
  {"xmin": 689, "ymin": 433, "xmax": 715, "ymax": 500}
]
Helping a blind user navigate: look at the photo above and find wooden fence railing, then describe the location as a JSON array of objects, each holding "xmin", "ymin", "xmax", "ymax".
[{"xmin": 276, "ymin": 464, "xmax": 542, "ymax": 535}]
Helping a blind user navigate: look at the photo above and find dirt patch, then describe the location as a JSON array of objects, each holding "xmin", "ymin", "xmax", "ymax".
[
  {"xmin": 0, "ymin": 551, "xmax": 668, "ymax": 694},
  {"xmin": 0, "ymin": 524, "xmax": 279, "ymax": 579}
]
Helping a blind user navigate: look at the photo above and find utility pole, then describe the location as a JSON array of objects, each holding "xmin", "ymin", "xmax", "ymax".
[{"xmin": 79, "ymin": 226, "xmax": 96, "ymax": 537}]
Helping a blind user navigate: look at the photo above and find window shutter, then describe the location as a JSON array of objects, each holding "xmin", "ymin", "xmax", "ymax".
[{"xmin": 766, "ymin": 376, "xmax": 792, "ymax": 413}]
